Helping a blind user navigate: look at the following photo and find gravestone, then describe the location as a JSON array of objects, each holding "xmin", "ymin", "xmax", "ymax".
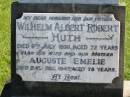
[{"xmin": 3, "ymin": 0, "xmax": 125, "ymax": 97}]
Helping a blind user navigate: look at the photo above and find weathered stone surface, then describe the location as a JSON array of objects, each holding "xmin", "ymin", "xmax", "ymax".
[
  {"xmin": 123, "ymin": 81, "xmax": 130, "ymax": 97},
  {"xmin": 9, "ymin": 81, "xmax": 130, "ymax": 97},
  {"xmin": 16, "ymin": 13, "xmax": 120, "ymax": 83},
  {"xmin": 18, "ymin": 0, "xmax": 119, "ymax": 5}
]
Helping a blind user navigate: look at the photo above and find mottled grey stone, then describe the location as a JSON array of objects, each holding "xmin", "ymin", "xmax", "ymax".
[{"xmin": 18, "ymin": 0, "xmax": 119, "ymax": 5}]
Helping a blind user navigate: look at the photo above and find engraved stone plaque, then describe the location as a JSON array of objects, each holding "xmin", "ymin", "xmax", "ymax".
[{"xmin": 16, "ymin": 13, "xmax": 120, "ymax": 83}]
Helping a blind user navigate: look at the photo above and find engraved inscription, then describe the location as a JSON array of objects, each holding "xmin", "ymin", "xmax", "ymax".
[{"xmin": 16, "ymin": 13, "xmax": 120, "ymax": 83}]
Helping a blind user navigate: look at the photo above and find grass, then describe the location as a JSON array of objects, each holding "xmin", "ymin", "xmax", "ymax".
[
  {"xmin": 124, "ymin": 0, "xmax": 130, "ymax": 80},
  {"xmin": 0, "ymin": 0, "xmax": 130, "ymax": 94},
  {"xmin": 0, "ymin": 0, "xmax": 11, "ymax": 93}
]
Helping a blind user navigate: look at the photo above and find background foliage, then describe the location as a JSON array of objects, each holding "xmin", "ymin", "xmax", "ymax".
[
  {"xmin": 0, "ymin": 0, "xmax": 130, "ymax": 94},
  {"xmin": 0, "ymin": 0, "xmax": 11, "ymax": 94},
  {"xmin": 124, "ymin": 0, "xmax": 130, "ymax": 80}
]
